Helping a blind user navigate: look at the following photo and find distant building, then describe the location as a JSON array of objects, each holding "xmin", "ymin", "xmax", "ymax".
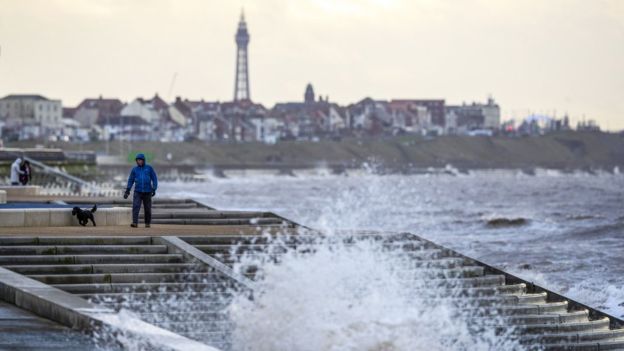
[
  {"xmin": 445, "ymin": 97, "xmax": 500, "ymax": 134},
  {"xmin": 120, "ymin": 94, "xmax": 188, "ymax": 141},
  {"xmin": 577, "ymin": 119, "xmax": 601, "ymax": 132},
  {"xmin": 0, "ymin": 94, "xmax": 62, "ymax": 139},
  {"xmin": 221, "ymin": 100, "xmax": 267, "ymax": 142},
  {"xmin": 60, "ymin": 118, "xmax": 91, "ymax": 142},
  {"xmin": 272, "ymin": 84, "xmax": 347, "ymax": 140},
  {"xmin": 180, "ymin": 99, "xmax": 222, "ymax": 141},
  {"xmin": 63, "ymin": 107, "xmax": 78, "ymax": 119},
  {"xmin": 73, "ymin": 96, "xmax": 124, "ymax": 127},
  {"xmin": 96, "ymin": 115, "xmax": 151, "ymax": 141},
  {"xmin": 387, "ymin": 100, "xmax": 433, "ymax": 135},
  {"xmin": 391, "ymin": 99, "xmax": 445, "ymax": 127},
  {"xmin": 121, "ymin": 94, "xmax": 168, "ymax": 125},
  {"xmin": 347, "ymin": 98, "xmax": 393, "ymax": 136}
]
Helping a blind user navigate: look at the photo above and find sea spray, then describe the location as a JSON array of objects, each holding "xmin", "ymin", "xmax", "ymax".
[{"xmin": 226, "ymin": 233, "xmax": 528, "ymax": 351}]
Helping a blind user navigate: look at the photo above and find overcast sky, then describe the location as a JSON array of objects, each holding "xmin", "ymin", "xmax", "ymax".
[{"xmin": 1, "ymin": 0, "xmax": 622, "ymax": 129}]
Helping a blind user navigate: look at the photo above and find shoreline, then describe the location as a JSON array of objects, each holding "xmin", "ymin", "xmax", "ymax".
[{"xmin": 3, "ymin": 131, "xmax": 623, "ymax": 174}]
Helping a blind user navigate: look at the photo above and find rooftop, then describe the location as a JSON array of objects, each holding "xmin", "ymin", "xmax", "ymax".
[{"xmin": 0, "ymin": 94, "xmax": 50, "ymax": 101}]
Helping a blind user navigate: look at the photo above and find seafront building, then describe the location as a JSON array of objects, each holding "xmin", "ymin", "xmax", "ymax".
[
  {"xmin": 0, "ymin": 94, "xmax": 62, "ymax": 140},
  {"xmin": 445, "ymin": 97, "xmax": 501, "ymax": 135}
]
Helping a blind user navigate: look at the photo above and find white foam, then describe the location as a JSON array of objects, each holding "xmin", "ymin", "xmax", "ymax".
[{"xmin": 227, "ymin": 236, "xmax": 526, "ymax": 351}]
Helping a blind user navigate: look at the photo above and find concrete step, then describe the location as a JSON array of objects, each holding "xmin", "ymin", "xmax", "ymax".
[
  {"xmin": 4, "ymin": 263, "xmax": 208, "ymax": 275},
  {"xmin": 152, "ymin": 319, "xmax": 233, "ymax": 329},
  {"xmin": 150, "ymin": 218, "xmax": 285, "ymax": 225},
  {"xmin": 92, "ymin": 298, "xmax": 234, "ymax": 312},
  {"xmin": 56, "ymin": 281, "xmax": 235, "ymax": 294},
  {"xmin": 394, "ymin": 266, "xmax": 485, "ymax": 278},
  {"xmin": 0, "ymin": 236, "xmax": 152, "ymax": 246},
  {"xmin": 516, "ymin": 317, "xmax": 611, "ymax": 334},
  {"xmin": 213, "ymin": 248, "xmax": 459, "ymax": 266},
  {"xmin": 181, "ymin": 235, "xmax": 282, "ymax": 245},
  {"xmin": 504, "ymin": 310, "xmax": 590, "ymax": 325},
  {"xmin": 180, "ymin": 234, "xmax": 425, "ymax": 246},
  {"xmin": 114, "ymin": 202, "xmax": 199, "ymax": 209},
  {"xmin": 151, "ymin": 203, "xmax": 201, "ymax": 209},
  {"xmin": 522, "ymin": 328, "xmax": 624, "ymax": 344},
  {"xmin": 455, "ymin": 283, "xmax": 527, "ymax": 297},
  {"xmin": 542, "ymin": 339, "xmax": 624, "ymax": 351},
  {"xmin": 101, "ymin": 303, "xmax": 235, "ymax": 316},
  {"xmin": 78, "ymin": 291, "xmax": 237, "ymax": 302},
  {"xmin": 195, "ymin": 244, "xmax": 290, "ymax": 254},
  {"xmin": 492, "ymin": 301, "xmax": 570, "ymax": 315},
  {"xmin": 181, "ymin": 234, "xmax": 434, "ymax": 247},
  {"xmin": 408, "ymin": 257, "xmax": 478, "ymax": 269},
  {"xmin": 0, "ymin": 301, "xmax": 105, "ymax": 350},
  {"xmin": 139, "ymin": 310, "xmax": 234, "ymax": 322},
  {"xmin": 409, "ymin": 274, "xmax": 506, "ymax": 288},
  {"xmin": 445, "ymin": 293, "xmax": 548, "ymax": 307},
  {"xmin": 30, "ymin": 272, "xmax": 223, "ymax": 285},
  {"xmin": 144, "ymin": 211, "xmax": 275, "ymax": 219},
  {"xmin": 176, "ymin": 330, "xmax": 232, "ymax": 340},
  {"xmin": 193, "ymin": 241, "xmax": 432, "ymax": 256},
  {"xmin": 140, "ymin": 312, "xmax": 228, "ymax": 323},
  {"xmin": 0, "ymin": 254, "xmax": 184, "ymax": 265},
  {"xmin": 0, "ymin": 245, "xmax": 168, "ymax": 255},
  {"xmin": 501, "ymin": 292, "xmax": 548, "ymax": 305}
]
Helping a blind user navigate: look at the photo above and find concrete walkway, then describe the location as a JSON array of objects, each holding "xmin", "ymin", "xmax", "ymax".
[{"xmin": 0, "ymin": 224, "xmax": 299, "ymax": 236}]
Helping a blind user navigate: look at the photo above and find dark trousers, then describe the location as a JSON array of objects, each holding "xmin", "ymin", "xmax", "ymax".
[{"xmin": 132, "ymin": 192, "xmax": 152, "ymax": 224}]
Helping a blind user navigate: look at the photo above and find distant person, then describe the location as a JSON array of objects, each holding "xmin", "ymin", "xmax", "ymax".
[
  {"xmin": 123, "ymin": 153, "xmax": 158, "ymax": 228},
  {"xmin": 9, "ymin": 157, "xmax": 25, "ymax": 186},
  {"xmin": 19, "ymin": 160, "xmax": 32, "ymax": 185}
]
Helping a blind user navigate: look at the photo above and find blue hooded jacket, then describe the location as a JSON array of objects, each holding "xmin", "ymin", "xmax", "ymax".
[{"xmin": 126, "ymin": 153, "xmax": 158, "ymax": 193}]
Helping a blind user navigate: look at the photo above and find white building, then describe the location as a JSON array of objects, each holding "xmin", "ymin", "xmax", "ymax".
[
  {"xmin": 120, "ymin": 99, "xmax": 161, "ymax": 124},
  {"xmin": 445, "ymin": 97, "xmax": 501, "ymax": 134},
  {"xmin": 0, "ymin": 94, "xmax": 62, "ymax": 138}
]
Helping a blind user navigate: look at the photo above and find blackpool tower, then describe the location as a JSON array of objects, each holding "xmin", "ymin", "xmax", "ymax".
[{"xmin": 233, "ymin": 11, "xmax": 250, "ymax": 101}]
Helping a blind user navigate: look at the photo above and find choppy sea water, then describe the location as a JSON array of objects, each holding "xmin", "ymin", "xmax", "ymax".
[{"xmin": 160, "ymin": 168, "xmax": 624, "ymax": 320}]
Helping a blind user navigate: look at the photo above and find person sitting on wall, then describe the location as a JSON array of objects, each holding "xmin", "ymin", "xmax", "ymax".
[
  {"xmin": 19, "ymin": 160, "xmax": 32, "ymax": 186},
  {"xmin": 10, "ymin": 157, "xmax": 25, "ymax": 186},
  {"xmin": 123, "ymin": 153, "xmax": 158, "ymax": 228}
]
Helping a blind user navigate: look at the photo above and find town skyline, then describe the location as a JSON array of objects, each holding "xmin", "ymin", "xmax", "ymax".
[{"xmin": 1, "ymin": 0, "xmax": 622, "ymax": 130}]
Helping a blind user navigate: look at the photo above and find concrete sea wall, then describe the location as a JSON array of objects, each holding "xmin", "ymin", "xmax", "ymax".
[{"xmin": 0, "ymin": 207, "xmax": 131, "ymax": 227}]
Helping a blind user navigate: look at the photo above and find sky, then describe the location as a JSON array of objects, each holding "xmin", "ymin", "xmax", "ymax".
[{"xmin": 0, "ymin": 0, "xmax": 623, "ymax": 130}]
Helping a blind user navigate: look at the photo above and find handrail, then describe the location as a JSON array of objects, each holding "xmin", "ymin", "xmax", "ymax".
[{"xmin": 6, "ymin": 150, "xmax": 100, "ymax": 192}]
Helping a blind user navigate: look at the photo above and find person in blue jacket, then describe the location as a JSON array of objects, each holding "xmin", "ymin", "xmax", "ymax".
[{"xmin": 124, "ymin": 153, "xmax": 158, "ymax": 228}]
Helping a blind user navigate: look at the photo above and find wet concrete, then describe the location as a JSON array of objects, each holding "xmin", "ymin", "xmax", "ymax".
[{"xmin": 0, "ymin": 300, "xmax": 97, "ymax": 351}]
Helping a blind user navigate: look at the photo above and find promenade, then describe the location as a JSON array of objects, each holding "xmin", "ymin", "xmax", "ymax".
[{"xmin": 0, "ymin": 191, "xmax": 623, "ymax": 350}]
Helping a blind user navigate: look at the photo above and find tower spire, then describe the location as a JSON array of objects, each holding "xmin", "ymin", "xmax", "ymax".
[{"xmin": 234, "ymin": 10, "xmax": 251, "ymax": 101}]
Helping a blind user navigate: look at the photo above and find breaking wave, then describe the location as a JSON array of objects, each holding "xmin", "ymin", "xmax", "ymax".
[{"xmin": 226, "ymin": 234, "xmax": 528, "ymax": 351}]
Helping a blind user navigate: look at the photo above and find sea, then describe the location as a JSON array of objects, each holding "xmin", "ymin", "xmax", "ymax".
[{"xmin": 155, "ymin": 167, "xmax": 623, "ymax": 350}]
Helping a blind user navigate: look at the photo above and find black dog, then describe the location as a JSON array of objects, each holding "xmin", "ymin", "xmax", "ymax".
[{"xmin": 72, "ymin": 204, "xmax": 97, "ymax": 226}]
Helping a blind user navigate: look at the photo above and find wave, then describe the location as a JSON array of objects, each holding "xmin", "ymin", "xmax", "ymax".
[
  {"xmin": 564, "ymin": 222, "xmax": 624, "ymax": 239},
  {"xmin": 227, "ymin": 234, "xmax": 527, "ymax": 351},
  {"xmin": 485, "ymin": 217, "xmax": 529, "ymax": 228}
]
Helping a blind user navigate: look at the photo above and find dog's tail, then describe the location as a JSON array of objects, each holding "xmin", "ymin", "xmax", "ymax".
[{"xmin": 91, "ymin": 204, "xmax": 97, "ymax": 213}]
